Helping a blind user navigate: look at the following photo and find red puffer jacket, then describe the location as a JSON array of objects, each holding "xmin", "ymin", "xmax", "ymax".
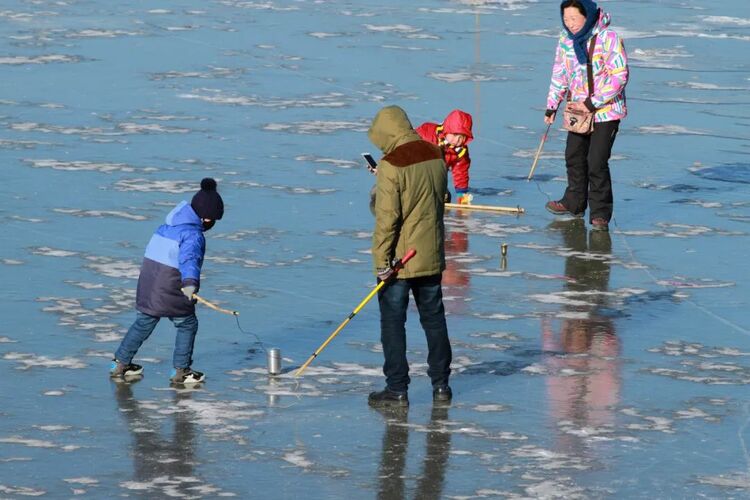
[{"xmin": 416, "ymin": 109, "xmax": 473, "ymax": 192}]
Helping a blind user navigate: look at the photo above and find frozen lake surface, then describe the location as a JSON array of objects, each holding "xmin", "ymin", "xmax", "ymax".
[{"xmin": 2, "ymin": 0, "xmax": 750, "ymax": 497}]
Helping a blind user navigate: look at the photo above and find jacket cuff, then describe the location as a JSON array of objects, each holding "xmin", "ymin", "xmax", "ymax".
[
  {"xmin": 583, "ymin": 98, "xmax": 597, "ymax": 112},
  {"xmin": 545, "ymin": 109, "xmax": 556, "ymax": 117},
  {"xmin": 182, "ymin": 278, "xmax": 199, "ymax": 290}
]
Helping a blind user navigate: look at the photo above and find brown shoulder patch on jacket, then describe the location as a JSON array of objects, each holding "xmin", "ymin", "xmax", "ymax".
[{"xmin": 384, "ymin": 141, "xmax": 442, "ymax": 167}]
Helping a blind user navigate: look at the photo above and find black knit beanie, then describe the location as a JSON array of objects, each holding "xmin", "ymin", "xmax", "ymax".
[{"xmin": 191, "ymin": 178, "xmax": 224, "ymax": 220}]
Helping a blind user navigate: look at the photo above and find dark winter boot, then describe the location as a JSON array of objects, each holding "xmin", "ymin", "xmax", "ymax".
[
  {"xmin": 433, "ymin": 386, "xmax": 453, "ymax": 403},
  {"xmin": 368, "ymin": 388, "xmax": 409, "ymax": 408}
]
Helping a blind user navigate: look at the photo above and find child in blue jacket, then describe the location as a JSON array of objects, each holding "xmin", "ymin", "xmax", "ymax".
[{"xmin": 111, "ymin": 178, "xmax": 224, "ymax": 384}]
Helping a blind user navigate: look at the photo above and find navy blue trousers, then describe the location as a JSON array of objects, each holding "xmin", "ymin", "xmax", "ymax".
[{"xmin": 377, "ymin": 274, "xmax": 452, "ymax": 392}]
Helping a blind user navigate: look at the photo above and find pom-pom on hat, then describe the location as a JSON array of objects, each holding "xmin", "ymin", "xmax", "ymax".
[{"xmin": 191, "ymin": 178, "xmax": 224, "ymax": 220}]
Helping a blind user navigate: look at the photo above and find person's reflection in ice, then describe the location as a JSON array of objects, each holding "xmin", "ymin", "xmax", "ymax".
[
  {"xmin": 113, "ymin": 381, "xmax": 199, "ymax": 495},
  {"xmin": 414, "ymin": 405, "xmax": 451, "ymax": 500},
  {"xmin": 443, "ymin": 213, "xmax": 471, "ymax": 316},
  {"xmin": 375, "ymin": 407, "xmax": 409, "ymax": 500},
  {"xmin": 374, "ymin": 405, "xmax": 451, "ymax": 500},
  {"xmin": 543, "ymin": 219, "xmax": 620, "ymax": 457}
]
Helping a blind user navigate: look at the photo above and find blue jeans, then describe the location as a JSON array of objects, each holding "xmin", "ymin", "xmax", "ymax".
[
  {"xmin": 378, "ymin": 274, "xmax": 452, "ymax": 393},
  {"xmin": 115, "ymin": 311, "xmax": 199, "ymax": 369}
]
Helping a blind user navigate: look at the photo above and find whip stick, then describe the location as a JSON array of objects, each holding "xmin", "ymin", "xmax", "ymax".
[
  {"xmin": 527, "ymin": 122, "xmax": 552, "ymax": 181},
  {"xmin": 193, "ymin": 294, "xmax": 239, "ymax": 316},
  {"xmin": 295, "ymin": 249, "xmax": 417, "ymax": 377},
  {"xmin": 444, "ymin": 203, "xmax": 524, "ymax": 214}
]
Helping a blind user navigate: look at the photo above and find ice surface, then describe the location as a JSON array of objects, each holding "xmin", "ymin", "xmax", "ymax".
[{"xmin": 2, "ymin": 0, "xmax": 750, "ymax": 497}]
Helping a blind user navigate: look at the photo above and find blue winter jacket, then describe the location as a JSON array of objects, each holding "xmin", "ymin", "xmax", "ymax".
[{"xmin": 135, "ymin": 201, "xmax": 206, "ymax": 317}]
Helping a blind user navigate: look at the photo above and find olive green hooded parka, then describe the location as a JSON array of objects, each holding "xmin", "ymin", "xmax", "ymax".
[{"xmin": 369, "ymin": 106, "xmax": 447, "ymax": 278}]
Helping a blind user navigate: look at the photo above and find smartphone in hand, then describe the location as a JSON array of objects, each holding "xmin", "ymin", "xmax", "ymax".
[{"xmin": 362, "ymin": 153, "xmax": 377, "ymax": 174}]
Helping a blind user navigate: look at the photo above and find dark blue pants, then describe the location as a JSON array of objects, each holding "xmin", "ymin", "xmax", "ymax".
[
  {"xmin": 115, "ymin": 311, "xmax": 199, "ymax": 369},
  {"xmin": 378, "ymin": 274, "xmax": 452, "ymax": 393},
  {"xmin": 561, "ymin": 120, "xmax": 620, "ymax": 223}
]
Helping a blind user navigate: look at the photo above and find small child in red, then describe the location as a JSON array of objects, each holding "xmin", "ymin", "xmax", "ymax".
[{"xmin": 416, "ymin": 109, "xmax": 474, "ymax": 204}]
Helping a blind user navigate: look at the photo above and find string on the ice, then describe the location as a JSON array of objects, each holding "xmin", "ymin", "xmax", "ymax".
[
  {"xmin": 532, "ymin": 154, "xmax": 749, "ymax": 337},
  {"xmin": 230, "ymin": 311, "xmax": 307, "ymax": 406},
  {"xmin": 534, "ymin": 177, "xmax": 553, "ymax": 201},
  {"xmin": 528, "ymin": 124, "xmax": 556, "ymax": 202},
  {"xmin": 611, "ymin": 216, "xmax": 750, "ymax": 337},
  {"xmin": 234, "ymin": 314, "xmax": 268, "ymax": 353}
]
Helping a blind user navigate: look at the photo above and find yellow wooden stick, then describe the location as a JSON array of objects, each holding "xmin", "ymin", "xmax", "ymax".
[
  {"xmin": 527, "ymin": 122, "xmax": 552, "ymax": 181},
  {"xmin": 295, "ymin": 249, "xmax": 417, "ymax": 377},
  {"xmin": 295, "ymin": 280, "xmax": 386, "ymax": 377},
  {"xmin": 193, "ymin": 294, "xmax": 238, "ymax": 316},
  {"xmin": 445, "ymin": 203, "xmax": 524, "ymax": 214}
]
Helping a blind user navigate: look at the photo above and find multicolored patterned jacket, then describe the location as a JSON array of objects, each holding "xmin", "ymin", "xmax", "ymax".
[{"xmin": 546, "ymin": 10, "xmax": 629, "ymax": 122}]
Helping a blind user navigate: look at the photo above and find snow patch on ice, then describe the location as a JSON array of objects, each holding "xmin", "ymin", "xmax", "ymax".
[
  {"xmin": 473, "ymin": 404, "xmax": 509, "ymax": 412},
  {"xmin": 0, "ymin": 54, "xmax": 80, "ymax": 65},
  {"xmin": 262, "ymin": 119, "xmax": 369, "ymax": 135},
  {"xmin": 3, "ymin": 352, "xmax": 87, "ymax": 370}
]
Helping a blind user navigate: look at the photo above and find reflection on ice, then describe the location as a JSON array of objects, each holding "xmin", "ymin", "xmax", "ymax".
[
  {"xmin": 114, "ymin": 383, "xmax": 238, "ymax": 497},
  {"xmin": 372, "ymin": 405, "xmax": 451, "ymax": 499}
]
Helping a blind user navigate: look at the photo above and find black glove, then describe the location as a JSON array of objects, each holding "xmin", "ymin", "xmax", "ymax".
[{"xmin": 545, "ymin": 109, "xmax": 556, "ymax": 118}]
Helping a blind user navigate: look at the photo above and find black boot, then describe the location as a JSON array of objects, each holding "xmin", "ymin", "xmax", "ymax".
[
  {"xmin": 368, "ymin": 388, "xmax": 409, "ymax": 408},
  {"xmin": 433, "ymin": 385, "xmax": 452, "ymax": 403}
]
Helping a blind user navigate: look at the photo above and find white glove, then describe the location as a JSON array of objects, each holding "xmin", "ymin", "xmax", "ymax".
[{"xmin": 181, "ymin": 285, "xmax": 197, "ymax": 302}]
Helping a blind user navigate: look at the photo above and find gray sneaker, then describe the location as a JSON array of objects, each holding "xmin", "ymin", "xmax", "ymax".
[
  {"xmin": 170, "ymin": 368, "xmax": 205, "ymax": 385},
  {"xmin": 110, "ymin": 359, "xmax": 143, "ymax": 378}
]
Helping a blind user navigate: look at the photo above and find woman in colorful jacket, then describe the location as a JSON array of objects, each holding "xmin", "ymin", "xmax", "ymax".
[
  {"xmin": 544, "ymin": 0, "xmax": 628, "ymax": 232},
  {"xmin": 416, "ymin": 109, "xmax": 474, "ymax": 204}
]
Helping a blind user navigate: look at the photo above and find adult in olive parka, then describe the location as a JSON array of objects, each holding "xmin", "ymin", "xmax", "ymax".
[{"xmin": 368, "ymin": 105, "xmax": 453, "ymax": 407}]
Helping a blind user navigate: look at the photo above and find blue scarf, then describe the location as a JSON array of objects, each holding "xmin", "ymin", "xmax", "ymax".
[{"xmin": 561, "ymin": 0, "xmax": 599, "ymax": 65}]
